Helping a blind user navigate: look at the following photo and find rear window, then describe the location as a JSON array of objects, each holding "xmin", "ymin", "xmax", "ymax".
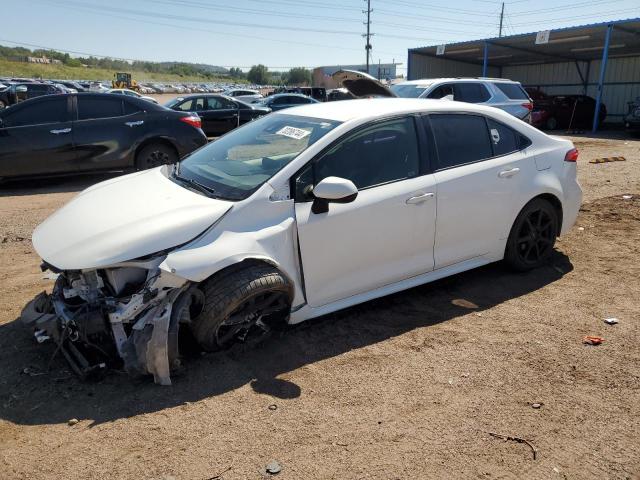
[{"xmin": 494, "ymin": 83, "xmax": 529, "ymax": 100}]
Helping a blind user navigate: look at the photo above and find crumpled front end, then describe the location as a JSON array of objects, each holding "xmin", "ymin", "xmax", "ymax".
[{"xmin": 21, "ymin": 256, "xmax": 203, "ymax": 385}]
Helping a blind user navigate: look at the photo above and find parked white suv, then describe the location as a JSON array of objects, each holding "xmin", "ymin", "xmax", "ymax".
[
  {"xmin": 334, "ymin": 70, "xmax": 533, "ymax": 122},
  {"xmin": 23, "ymin": 98, "xmax": 581, "ymax": 384}
]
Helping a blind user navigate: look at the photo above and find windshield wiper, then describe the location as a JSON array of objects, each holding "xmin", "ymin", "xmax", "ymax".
[{"xmin": 172, "ymin": 169, "xmax": 217, "ymax": 197}]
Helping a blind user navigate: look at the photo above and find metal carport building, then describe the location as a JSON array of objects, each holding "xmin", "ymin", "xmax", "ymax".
[{"xmin": 406, "ymin": 18, "xmax": 640, "ymax": 131}]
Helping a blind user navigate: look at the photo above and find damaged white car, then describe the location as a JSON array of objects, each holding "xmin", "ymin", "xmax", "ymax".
[{"xmin": 23, "ymin": 78, "xmax": 582, "ymax": 384}]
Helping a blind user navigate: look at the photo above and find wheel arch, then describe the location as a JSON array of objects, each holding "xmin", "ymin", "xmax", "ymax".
[{"xmin": 195, "ymin": 256, "xmax": 296, "ymax": 305}]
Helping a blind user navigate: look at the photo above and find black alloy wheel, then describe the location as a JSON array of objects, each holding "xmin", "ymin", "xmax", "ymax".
[
  {"xmin": 135, "ymin": 143, "xmax": 178, "ymax": 170},
  {"xmin": 505, "ymin": 198, "xmax": 558, "ymax": 271},
  {"xmin": 214, "ymin": 290, "xmax": 290, "ymax": 349}
]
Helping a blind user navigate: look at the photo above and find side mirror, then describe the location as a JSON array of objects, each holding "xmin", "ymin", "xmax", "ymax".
[{"xmin": 311, "ymin": 176, "xmax": 358, "ymax": 214}]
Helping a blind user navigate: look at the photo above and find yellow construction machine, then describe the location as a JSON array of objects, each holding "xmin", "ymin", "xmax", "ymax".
[{"xmin": 112, "ymin": 72, "xmax": 140, "ymax": 92}]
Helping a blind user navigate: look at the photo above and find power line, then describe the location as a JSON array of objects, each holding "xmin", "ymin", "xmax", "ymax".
[{"xmin": 39, "ymin": 0, "xmax": 362, "ymax": 36}]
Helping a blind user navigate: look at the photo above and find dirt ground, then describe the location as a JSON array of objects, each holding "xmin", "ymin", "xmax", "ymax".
[{"xmin": 0, "ymin": 132, "xmax": 639, "ymax": 479}]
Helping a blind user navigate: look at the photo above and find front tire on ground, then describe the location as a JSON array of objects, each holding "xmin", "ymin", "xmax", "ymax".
[
  {"xmin": 135, "ymin": 143, "xmax": 178, "ymax": 171},
  {"xmin": 504, "ymin": 198, "xmax": 559, "ymax": 272},
  {"xmin": 190, "ymin": 262, "xmax": 293, "ymax": 352}
]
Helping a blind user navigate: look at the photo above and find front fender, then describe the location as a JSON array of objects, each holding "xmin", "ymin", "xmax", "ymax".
[{"xmin": 160, "ymin": 199, "xmax": 305, "ymax": 306}]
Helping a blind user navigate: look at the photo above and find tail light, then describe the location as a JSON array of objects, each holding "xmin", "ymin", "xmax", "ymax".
[
  {"xmin": 564, "ymin": 148, "xmax": 579, "ymax": 162},
  {"xmin": 180, "ymin": 115, "xmax": 201, "ymax": 129},
  {"xmin": 521, "ymin": 102, "xmax": 533, "ymax": 111}
]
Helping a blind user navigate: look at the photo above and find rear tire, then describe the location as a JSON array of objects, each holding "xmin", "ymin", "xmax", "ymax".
[
  {"xmin": 135, "ymin": 143, "xmax": 178, "ymax": 171},
  {"xmin": 504, "ymin": 198, "xmax": 559, "ymax": 272},
  {"xmin": 191, "ymin": 262, "xmax": 292, "ymax": 352}
]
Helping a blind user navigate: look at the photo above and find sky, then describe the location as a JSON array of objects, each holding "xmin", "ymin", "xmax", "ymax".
[{"xmin": 2, "ymin": 0, "xmax": 639, "ymax": 73}]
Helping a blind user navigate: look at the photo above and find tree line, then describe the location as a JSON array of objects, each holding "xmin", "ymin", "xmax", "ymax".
[{"xmin": 0, "ymin": 45, "xmax": 314, "ymax": 85}]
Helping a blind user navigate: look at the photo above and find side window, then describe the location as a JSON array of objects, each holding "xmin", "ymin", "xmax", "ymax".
[
  {"xmin": 175, "ymin": 99, "xmax": 194, "ymax": 111},
  {"xmin": 273, "ymin": 97, "xmax": 288, "ymax": 105},
  {"xmin": 192, "ymin": 97, "xmax": 205, "ymax": 111},
  {"xmin": 429, "ymin": 114, "xmax": 492, "ymax": 169},
  {"xmin": 486, "ymin": 119, "xmax": 521, "ymax": 156},
  {"xmin": 2, "ymin": 97, "xmax": 69, "ymax": 127},
  {"xmin": 454, "ymin": 83, "xmax": 491, "ymax": 103},
  {"xmin": 77, "ymin": 97, "xmax": 124, "ymax": 120},
  {"xmin": 206, "ymin": 97, "xmax": 222, "ymax": 110},
  {"xmin": 123, "ymin": 100, "xmax": 143, "ymax": 115},
  {"xmin": 216, "ymin": 97, "xmax": 237, "ymax": 109},
  {"xmin": 427, "ymin": 84, "xmax": 454, "ymax": 99},
  {"xmin": 309, "ymin": 117, "xmax": 420, "ymax": 192}
]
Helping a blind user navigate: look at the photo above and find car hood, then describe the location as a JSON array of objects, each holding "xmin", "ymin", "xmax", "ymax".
[
  {"xmin": 33, "ymin": 167, "xmax": 233, "ymax": 270},
  {"xmin": 331, "ymin": 69, "xmax": 396, "ymax": 98}
]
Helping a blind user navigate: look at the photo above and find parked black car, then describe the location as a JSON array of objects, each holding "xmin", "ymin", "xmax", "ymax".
[
  {"xmin": 58, "ymin": 80, "xmax": 87, "ymax": 92},
  {"xmin": 165, "ymin": 94, "xmax": 271, "ymax": 137},
  {"xmin": 0, "ymin": 83, "xmax": 65, "ymax": 109},
  {"xmin": 257, "ymin": 93, "xmax": 318, "ymax": 111},
  {"xmin": 0, "ymin": 93, "xmax": 207, "ymax": 179}
]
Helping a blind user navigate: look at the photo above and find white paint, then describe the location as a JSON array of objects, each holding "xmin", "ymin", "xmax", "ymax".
[{"xmin": 33, "ymin": 98, "xmax": 582, "ymax": 328}]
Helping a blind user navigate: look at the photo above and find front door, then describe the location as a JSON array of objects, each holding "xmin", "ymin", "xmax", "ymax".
[
  {"xmin": 294, "ymin": 116, "xmax": 436, "ymax": 307},
  {"xmin": 426, "ymin": 113, "xmax": 536, "ymax": 268},
  {"xmin": 0, "ymin": 95, "xmax": 76, "ymax": 177}
]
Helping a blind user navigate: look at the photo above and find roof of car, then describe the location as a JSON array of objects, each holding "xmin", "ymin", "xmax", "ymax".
[
  {"xmin": 269, "ymin": 93, "xmax": 314, "ymax": 98},
  {"xmin": 399, "ymin": 78, "xmax": 521, "ymax": 86},
  {"xmin": 279, "ymin": 97, "xmax": 510, "ymax": 122}
]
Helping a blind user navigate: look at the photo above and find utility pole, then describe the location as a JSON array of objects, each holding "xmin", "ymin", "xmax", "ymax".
[
  {"xmin": 363, "ymin": 0, "xmax": 372, "ymax": 74},
  {"xmin": 498, "ymin": 2, "xmax": 505, "ymax": 37}
]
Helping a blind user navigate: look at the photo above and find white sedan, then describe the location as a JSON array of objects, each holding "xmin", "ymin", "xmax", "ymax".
[
  {"xmin": 106, "ymin": 88, "xmax": 159, "ymax": 104},
  {"xmin": 23, "ymin": 98, "xmax": 582, "ymax": 384}
]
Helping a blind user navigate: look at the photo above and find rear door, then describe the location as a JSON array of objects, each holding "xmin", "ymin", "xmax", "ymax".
[
  {"xmin": 0, "ymin": 96, "xmax": 76, "ymax": 177},
  {"xmin": 202, "ymin": 96, "xmax": 238, "ymax": 136},
  {"xmin": 72, "ymin": 95, "xmax": 147, "ymax": 171},
  {"xmin": 426, "ymin": 113, "xmax": 535, "ymax": 268}
]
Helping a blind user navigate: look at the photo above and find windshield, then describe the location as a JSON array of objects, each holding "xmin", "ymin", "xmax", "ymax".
[
  {"xmin": 390, "ymin": 83, "xmax": 432, "ymax": 98},
  {"xmin": 175, "ymin": 114, "xmax": 341, "ymax": 200},
  {"xmin": 164, "ymin": 98, "xmax": 183, "ymax": 108}
]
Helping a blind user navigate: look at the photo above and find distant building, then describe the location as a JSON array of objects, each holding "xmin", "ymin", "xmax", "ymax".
[
  {"xmin": 312, "ymin": 63, "xmax": 400, "ymax": 88},
  {"xmin": 10, "ymin": 56, "xmax": 62, "ymax": 65}
]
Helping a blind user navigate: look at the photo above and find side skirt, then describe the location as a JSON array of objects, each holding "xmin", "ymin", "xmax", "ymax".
[{"xmin": 289, "ymin": 255, "xmax": 493, "ymax": 324}]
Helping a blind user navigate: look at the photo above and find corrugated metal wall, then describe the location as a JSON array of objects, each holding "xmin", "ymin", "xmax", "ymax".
[
  {"xmin": 409, "ymin": 53, "xmax": 640, "ymax": 124},
  {"xmin": 409, "ymin": 54, "xmax": 499, "ymax": 79}
]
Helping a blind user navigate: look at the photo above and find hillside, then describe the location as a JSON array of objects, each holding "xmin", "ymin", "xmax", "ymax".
[{"xmin": 0, "ymin": 58, "xmax": 233, "ymax": 83}]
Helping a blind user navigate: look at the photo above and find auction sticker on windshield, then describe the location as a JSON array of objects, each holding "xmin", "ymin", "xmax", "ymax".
[{"xmin": 276, "ymin": 126, "xmax": 311, "ymax": 140}]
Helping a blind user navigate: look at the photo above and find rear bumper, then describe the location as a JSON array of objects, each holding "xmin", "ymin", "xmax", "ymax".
[{"xmin": 561, "ymin": 178, "xmax": 583, "ymax": 236}]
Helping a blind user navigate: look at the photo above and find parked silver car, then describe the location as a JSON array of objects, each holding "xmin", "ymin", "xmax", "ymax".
[{"xmin": 334, "ymin": 70, "xmax": 533, "ymax": 122}]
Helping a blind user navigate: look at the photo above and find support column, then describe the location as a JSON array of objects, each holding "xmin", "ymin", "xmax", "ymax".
[
  {"xmin": 592, "ymin": 24, "xmax": 612, "ymax": 132},
  {"xmin": 482, "ymin": 42, "xmax": 489, "ymax": 77}
]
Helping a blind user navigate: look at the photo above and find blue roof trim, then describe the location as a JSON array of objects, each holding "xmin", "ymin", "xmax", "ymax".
[{"xmin": 410, "ymin": 17, "xmax": 640, "ymax": 51}]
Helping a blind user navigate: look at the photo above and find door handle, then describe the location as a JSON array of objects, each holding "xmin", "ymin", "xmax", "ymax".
[
  {"xmin": 125, "ymin": 120, "xmax": 144, "ymax": 127},
  {"xmin": 50, "ymin": 128, "xmax": 71, "ymax": 135},
  {"xmin": 406, "ymin": 192, "xmax": 435, "ymax": 204},
  {"xmin": 498, "ymin": 167, "xmax": 520, "ymax": 178}
]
